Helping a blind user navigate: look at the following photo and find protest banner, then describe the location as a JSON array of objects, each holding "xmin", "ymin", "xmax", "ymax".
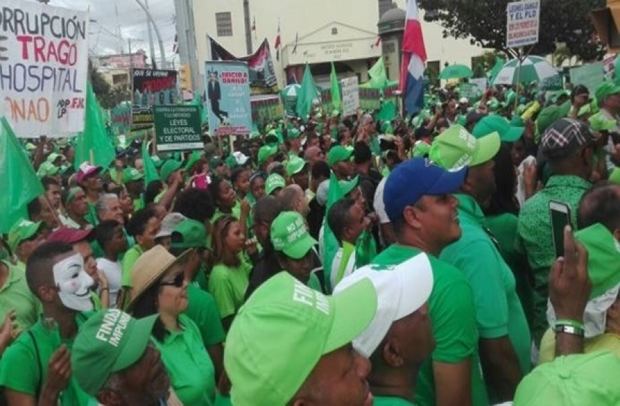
[
  {"xmin": 153, "ymin": 105, "xmax": 203, "ymax": 152},
  {"xmin": 459, "ymin": 83, "xmax": 482, "ymax": 101},
  {"xmin": 341, "ymin": 77, "xmax": 360, "ymax": 117},
  {"xmin": 204, "ymin": 61, "xmax": 252, "ymax": 137},
  {"xmin": 209, "ymin": 37, "xmax": 278, "ymax": 94},
  {"xmin": 0, "ymin": 1, "xmax": 89, "ymax": 138},
  {"xmin": 470, "ymin": 78, "xmax": 488, "ymax": 93},
  {"xmin": 570, "ymin": 62, "xmax": 605, "ymax": 93},
  {"xmin": 506, "ymin": 0, "xmax": 540, "ymax": 49},
  {"xmin": 131, "ymin": 69, "xmax": 178, "ymax": 130}
]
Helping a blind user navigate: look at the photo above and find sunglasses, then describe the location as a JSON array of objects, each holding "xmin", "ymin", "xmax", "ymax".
[{"xmin": 159, "ymin": 273, "xmax": 184, "ymax": 288}]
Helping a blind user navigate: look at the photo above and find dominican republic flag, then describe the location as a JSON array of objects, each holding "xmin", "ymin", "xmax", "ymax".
[
  {"xmin": 400, "ymin": 0, "xmax": 427, "ymax": 115},
  {"xmin": 274, "ymin": 22, "xmax": 282, "ymax": 60}
]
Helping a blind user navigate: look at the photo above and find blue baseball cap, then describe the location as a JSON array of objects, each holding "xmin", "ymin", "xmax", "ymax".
[{"xmin": 383, "ymin": 158, "xmax": 467, "ymax": 222}]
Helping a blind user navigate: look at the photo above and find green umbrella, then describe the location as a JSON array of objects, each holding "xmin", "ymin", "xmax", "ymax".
[
  {"xmin": 492, "ymin": 56, "xmax": 558, "ymax": 86},
  {"xmin": 439, "ymin": 64, "xmax": 473, "ymax": 80}
]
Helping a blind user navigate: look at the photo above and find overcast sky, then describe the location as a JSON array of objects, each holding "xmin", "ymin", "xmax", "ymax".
[{"xmin": 28, "ymin": 0, "xmax": 178, "ymax": 65}]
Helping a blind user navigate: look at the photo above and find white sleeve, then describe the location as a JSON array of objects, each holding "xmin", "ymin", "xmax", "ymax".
[{"xmin": 373, "ymin": 177, "xmax": 390, "ymax": 224}]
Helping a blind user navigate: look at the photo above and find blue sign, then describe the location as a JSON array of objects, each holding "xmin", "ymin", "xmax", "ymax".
[{"xmin": 204, "ymin": 61, "xmax": 252, "ymax": 136}]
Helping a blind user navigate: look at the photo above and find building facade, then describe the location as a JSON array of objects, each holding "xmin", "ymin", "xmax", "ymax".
[{"xmin": 190, "ymin": 0, "xmax": 486, "ymax": 91}]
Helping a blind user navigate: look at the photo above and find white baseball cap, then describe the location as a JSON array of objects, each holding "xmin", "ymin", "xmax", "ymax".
[
  {"xmin": 334, "ymin": 253, "xmax": 434, "ymax": 358},
  {"xmin": 155, "ymin": 212, "xmax": 187, "ymax": 239}
]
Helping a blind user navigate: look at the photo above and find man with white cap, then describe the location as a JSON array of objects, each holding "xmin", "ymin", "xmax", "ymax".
[{"xmin": 335, "ymin": 253, "xmax": 435, "ymax": 405}]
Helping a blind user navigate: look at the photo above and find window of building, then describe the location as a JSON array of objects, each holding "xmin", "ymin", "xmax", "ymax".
[{"xmin": 216, "ymin": 12, "xmax": 233, "ymax": 37}]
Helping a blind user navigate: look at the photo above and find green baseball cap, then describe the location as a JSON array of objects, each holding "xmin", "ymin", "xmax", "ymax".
[
  {"xmin": 285, "ymin": 156, "xmax": 307, "ymax": 177},
  {"xmin": 171, "ymin": 218, "xmax": 207, "ymax": 249},
  {"xmin": 8, "ymin": 219, "xmax": 43, "ymax": 252},
  {"xmin": 472, "ymin": 114, "xmax": 524, "ymax": 142},
  {"xmin": 595, "ymin": 81, "xmax": 620, "ymax": 105},
  {"xmin": 513, "ymin": 352, "xmax": 620, "ymax": 406},
  {"xmin": 412, "ymin": 140, "xmax": 432, "ymax": 158},
  {"xmin": 225, "ymin": 154, "xmax": 238, "ymax": 170},
  {"xmin": 271, "ymin": 211, "xmax": 317, "ymax": 259},
  {"xmin": 536, "ymin": 101, "xmax": 571, "ymax": 135},
  {"xmin": 122, "ymin": 167, "xmax": 143, "ymax": 183},
  {"xmin": 287, "ymin": 128, "xmax": 302, "ymax": 140},
  {"xmin": 327, "ymin": 145, "xmax": 353, "ymax": 166},
  {"xmin": 36, "ymin": 161, "xmax": 59, "ymax": 178},
  {"xmin": 265, "ymin": 173, "xmax": 286, "ymax": 195},
  {"xmin": 610, "ymin": 167, "xmax": 620, "ymax": 185},
  {"xmin": 429, "ymin": 125, "xmax": 500, "ymax": 170},
  {"xmin": 225, "ymin": 272, "xmax": 378, "ymax": 405},
  {"xmin": 588, "ymin": 112, "xmax": 616, "ymax": 132},
  {"xmin": 71, "ymin": 309, "xmax": 159, "ymax": 396},
  {"xmin": 258, "ymin": 145, "xmax": 278, "ymax": 166},
  {"xmin": 159, "ymin": 159, "xmax": 182, "ymax": 182},
  {"xmin": 575, "ymin": 223, "xmax": 620, "ymax": 299}
]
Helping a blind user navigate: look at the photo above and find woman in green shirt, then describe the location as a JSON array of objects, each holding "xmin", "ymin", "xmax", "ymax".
[
  {"xmin": 130, "ymin": 248, "xmax": 216, "ymax": 406},
  {"xmin": 208, "ymin": 215, "xmax": 253, "ymax": 331}
]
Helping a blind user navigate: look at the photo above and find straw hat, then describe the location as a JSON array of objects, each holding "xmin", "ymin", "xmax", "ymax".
[{"xmin": 127, "ymin": 245, "xmax": 190, "ymax": 309}]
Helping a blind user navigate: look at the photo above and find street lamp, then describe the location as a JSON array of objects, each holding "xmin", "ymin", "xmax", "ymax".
[{"xmin": 134, "ymin": 0, "xmax": 167, "ymax": 68}]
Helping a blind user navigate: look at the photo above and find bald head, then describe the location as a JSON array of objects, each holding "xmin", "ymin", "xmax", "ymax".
[
  {"xmin": 279, "ymin": 184, "xmax": 309, "ymax": 216},
  {"xmin": 578, "ymin": 183, "xmax": 620, "ymax": 231}
]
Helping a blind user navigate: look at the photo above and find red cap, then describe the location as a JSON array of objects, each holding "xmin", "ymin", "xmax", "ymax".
[{"xmin": 47, "ymin": 227, "xmax": 94, "ymax": 244}]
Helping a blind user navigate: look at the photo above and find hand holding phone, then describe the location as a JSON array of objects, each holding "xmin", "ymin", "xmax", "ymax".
[{"xmin": 550, "ymin": 201, "xmax": 572, "ymax": 258}]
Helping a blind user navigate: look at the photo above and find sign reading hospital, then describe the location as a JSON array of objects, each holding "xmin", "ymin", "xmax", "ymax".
[
  {"xmin": 506, "ymin": 0, "xmax": 540, "ymax": 49},
  {"xmin": 0, "ymin": 1, "xmax": 89, "ymax": 138},
  {"xmin": 204, "ymin": 61, "xmax": 252, "ymax": 136}
]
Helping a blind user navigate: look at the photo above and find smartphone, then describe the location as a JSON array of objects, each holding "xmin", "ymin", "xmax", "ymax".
[{"xmin": 549, "ymin": 201, "xmax": 571, "ymax": 258}]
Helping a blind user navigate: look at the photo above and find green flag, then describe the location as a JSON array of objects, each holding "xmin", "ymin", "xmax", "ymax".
[
  {"xmin": 0, "ymin": 117, "xmax": 44, "ymax": 233},
  {"xmin": 368, "ymin": 57, "xmax": 388, "ymax": 89},
  {"xmin": 141, "ymin": 141, "xmax": 160, "ymax": 186},
  {"xmin": 330, "ymin": 62, "xmax": 341, "ymax": 113},
  {"xmin": 74, "ymin": 82, "xmax": 116, "ymax": 170},
  {"xmin": 296, "ymin": 64, "xmax": 320, "ymax": 121},
  {"xmin": 322, "ymin": 172, "xmax": 344, "ymax": 292}
]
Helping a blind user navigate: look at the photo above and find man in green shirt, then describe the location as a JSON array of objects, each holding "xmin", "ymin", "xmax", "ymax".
[
  {"xmin": 225, "ymin": 271, "xmax": 377, "ymax": 405},
  {"xmin": 431, "ymin": 125, "xmax": 531, "ymax": 402},
  {"xmin": 76, "ymin": 162, "xmax": 104, "ymax": 226},
  {"xmin": 271, "ymin": 211, "xmax": 324, "ymax": 292},
  {"xmin": 517, "ymin": 118, "xmax": 594, "ymax": 344},
  {"xmin": 0, "ymin": 241, "xmax": 97, "ymax": 405},
  {"xmin": 71, "ymin": 309, "xmax": 176, "ymax": 405},
  {"xmin": 0, "ymin": 259, "xmax": 40, "ymax": 334},
  {"xmin": 8, "ymin": 219, "xmax": 48, "ymax": 272},
  {"xmin": 335, "ymin": 253, "xmax": 434, "ymax": 406},
  {"xmin": 377, "ymin": 157, "xmax": 488, "ymax": 406}
]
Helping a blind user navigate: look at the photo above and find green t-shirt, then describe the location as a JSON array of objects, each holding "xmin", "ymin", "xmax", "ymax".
[
  {"xmin": 516, "ymin": 175, "xmax": 591, "ymax": 343},
  {"xmin": 121, "ymin": 245, "xmax": 144, "ymax": 287},
  {"xmin": 154, "ymin": 314, "xmax": 216, "ymax": 406},
  {"xmin": 372, "ymin": 244, "xmax": 488, "ymax": 406},
  {"xmin": 308, "ymin": 272, "xmax": 324, "ymax": 293},
  {"xmin": 373, "ymin": 395, "xmax": 416, "ymax": 406},
  {"xmin": 208, "ymin": 258, "xmax": 251, "ymax": 319},
  {"xmin": 0, "ymin": 261, "xmax": 40, "ymax": 331},
  {"xmin": 0, "ymin": 314, "xmax": 97, "ymax": 405},
  {"xmin": 441, "ymin": 195, "xmax": 532, "ymax": 390},
  {"xmin": 186, "ymin": 284, "xmax": 226, "ymax": 347},
  {"xmin": 84, "ymin": 202, "xmax": 98, "ymax": 226},
  {"xmin": 486, "ymin": 213, "xmax": 534, "ymax": 331}
]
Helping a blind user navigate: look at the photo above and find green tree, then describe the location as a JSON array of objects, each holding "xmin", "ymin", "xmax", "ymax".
[
  {"xmin": 419, "ymin": 0, "xmax": 606, "ymax": 62},
  {"xmin": 88, "ymin": 61, "xmax": 132, "ymax": 109}
]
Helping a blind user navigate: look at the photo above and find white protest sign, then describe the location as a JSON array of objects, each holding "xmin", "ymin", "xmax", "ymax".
[
  {"xmin": 0, "ymin": 1, "xmax": 90, "ymax": 138},
  {"xmin": 470, "ymin": 77, "xmax": 488, "ymax": 93},
  {"xmin": 341, "ymin": 76, "xmax": 359, "ymax": 117},
  {"xmin": 506, "ymin": 0, "xmax": 540, "ymax": 49}
]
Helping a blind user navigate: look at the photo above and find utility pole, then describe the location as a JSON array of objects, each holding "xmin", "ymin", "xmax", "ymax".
[
  {"xmin": 243, "ymin": 0, "xmax": 252, "ymax": 54},
  {"xmin": 135, "ymin": 0, "xmax": 167, "ymax": 68},
  {"xmin": 145, "ymin": 0, "xmax": 158, "ymax": 69},
  {"xmin": 174, "ymin": 0, "xmax": 202, "ymax": 95}
]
